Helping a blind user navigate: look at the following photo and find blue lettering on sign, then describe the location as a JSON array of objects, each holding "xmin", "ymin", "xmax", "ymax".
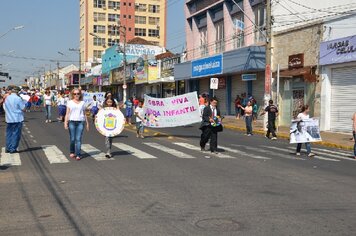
[{"xmin": 192, "ymin": 54, "xmax": 223, "ymax": 78}]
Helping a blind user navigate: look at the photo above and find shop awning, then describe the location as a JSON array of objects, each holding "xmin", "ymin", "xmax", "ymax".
[{"xmin": 277, "ymin": 66, "xmax": 317, "ymax": 82}]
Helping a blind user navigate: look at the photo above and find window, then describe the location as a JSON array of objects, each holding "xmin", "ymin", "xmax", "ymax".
[
  {"xmin": 148, "ymin": 29, "xmax": 159, "ymax": 37},
  {"xmin": 148, "ymin": 5, "xmax": 160, "ymax": 13},
  {"xmin": 199, "ymin": 27, "xmax": 208, "ymax": 57},
  {"xmin": 135, "ymin": 28, "xmax": 146, "ymax": 36},
  {"xmin": 123, "ymin": 15, "xmax": 126, "ymax": 19},
  {"xmin": 93, "ymin": 37, "xmax": 106, "ymax": 46},
  {"xmin": 93, "ymin": 25, "xmax": 106, "ymax": 34},
  {"xmin": 128, "ymin": 15, "xmax": 132, "ymax": 19},
  {"xmin": 215, "ymin": 21, "xmax": 224, "ymax": 53},
  {"xmin": 129, "ymin": 3, "xmax": 131, "ymax": 6},
  {"xmin": 94, "ymin": 0, "xmax": 106, "ymax": 8},
  {"xmin": 254, "ymin": 4, "xmax": 266, "ymax": 43},
  {"xmin": 108, "ymin": 25, "xmax": 119, "ymax": 36},
  {"xmin": 108, "ymin": 13, "xmax": 120, "ymax": 22},
  {"xmin": 108, "ymin": 38, "xmax": 120, "ymax": 47},
  {"xmin": 93, "ymin": 50, "xmax": 103, "ymax": 59},
  {"xmin": 135, "ymin": 4, "xmax": 147, "ymax": 12},
  {"xmin": 149, "ymin": 41, "xmax": 160, "ymax": 46},
  {"xmin": 94, "ymin": 12, "xmax": 106, "ymax": 22},
  {"xmin": 108, "ymin": 1, "xmax": 120, "ymax": 9},
  {"xmin": 148, "ymin": 17, "xmax": 160, "ymax": 25},
  {"xmin": 135, "ymin": 16, "xmax": 146, "ymax": 24},
  {"xmin": 233, "ymin": 14, "xmax": 244, "ymax": 49}
]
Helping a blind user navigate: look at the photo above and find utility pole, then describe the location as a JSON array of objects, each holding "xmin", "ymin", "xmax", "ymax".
[
  {"xmin": 57, "ymin": 61, "xmax": 60, "ymax": 90},
  {"xmin": 116, "ymin": 22, "xmax": 127, "ymax": 104},
  {"xmin": 264, "ymin": 0, "xmax": 272, "ymax": 131}
]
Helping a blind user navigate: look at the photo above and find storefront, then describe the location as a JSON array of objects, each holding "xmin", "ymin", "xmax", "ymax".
[
  {"xmin": 174, "ymin": 46, "xmax": 265, "ymax": 115},
  {"xmin": 320, "ymin": 35, "xmax": 356, "ymax": 132}
]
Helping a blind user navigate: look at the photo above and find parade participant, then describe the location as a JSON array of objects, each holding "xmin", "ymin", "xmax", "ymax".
[
  {"xmin": 200, "ymin": 97, "xmax": 222, "ymax": 154},
  {"xmin": 260, "ymin": 100, "xmax": 278, "ymax": 140},
  {"xmin": 89, "ymin": 95, "xmax": 100, "ymax": 123},
  {"xmin": 134, "ymin": 100, "xmax": 145, "ymax": 139},
  {"xmin": 353, "ymin": 112, "xmax": 356, "ymax": 159},
  {"xmin": 64, "ymin": 88, "xmax": 89, "ymax": 161},
  {"xmin": 133, "ymin": 96, "xmax": 139, "ymax": 108},
  {"xmin": 56, "ymin": 91, "xmax": 67, "ymax": 122},
  {"xmin": 252, "ymin": 99, "xmax": 258, "ymax": 123},
  {"xmin": 295, "ymin": 105, "xmax": 315, "ymax": 157},
  {"xmin": 101, "ymin": 97, "xmax": 117, "ymax": 158},
  {"xmin": 43, "ymin": 90, "xmax": 53, "ymax": 123},
  {"xmin": 239, "ymin": 101, "xmax": 253, "ymax": 136},
  {"xmin": 199, "ymin": 98, "xmax": 209, "ymax": 120},
  {"xmin": 199, "ymin": 94, "xmax": 205, "ymax": 106},
  {"xmin": 234, "ymin": 95, "xmax": 241, "ymax": 119},
  {"xmin": 3, "ymin": 87, "xmax": 25, "ymax": 153},
  {"xmin": 124, "ymin": 97, "xmax": 134, "ymax": 124}
]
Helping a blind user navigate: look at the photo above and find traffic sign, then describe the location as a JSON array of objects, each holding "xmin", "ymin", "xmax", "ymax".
[
  {"xmin": 122, "ymin": 84, "xmax": 127, "ymax": 89},
  {"xmin": 210, "ymin": 77, "xmax": 219, "ymax": 90}
]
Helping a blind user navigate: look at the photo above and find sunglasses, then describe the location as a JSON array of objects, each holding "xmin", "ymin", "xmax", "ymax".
[{"xmin": 73, "ymin": 93, "xmax": 81, "ymax": 95}]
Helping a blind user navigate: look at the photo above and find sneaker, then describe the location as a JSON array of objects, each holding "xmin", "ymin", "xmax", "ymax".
[
  {"xmin": 200, "ymin": 147, "xmax": 206, "ymax": 152},
  {"xmin": 265, "ymin": 135, "xmax": 270, "ymax": 139},
  {"xmin": 76, "ymin": 156, "xmax": 81, "ymax": 161},
  {"xmin": 308, "ymin": 153, "xmax": 315, "ymax": 157},
  {"xmin": 140, "ymin": 135, "xmax": 144, "ymax": 139},
  {"xmin": 271, "ymin": 137, "xmax": 277, "ymax": 140},
  {"xmin": 296, "ymin": 152, "xmax": 301, "ymax": 156},
  {"xmin": 45, "ymin": 120, "xmax": 48, "ymax": 123},
  {"xmin": 48, "ymin": 120, "xmax": 52, "ymax": 123},
  {"xmin": 105, "ymin": 153, "xmax": 112, "ymax": 158},
  {"xmin": 136, "ymin": 134, "xmax": 139, "ymax": 138},
  {"xmin": 247, "ymin": 134, "xmax": 251, "ymax": 136},
  {"xmin": 211, "ymin": 151, "xmax": 219, "ymax": 154}
]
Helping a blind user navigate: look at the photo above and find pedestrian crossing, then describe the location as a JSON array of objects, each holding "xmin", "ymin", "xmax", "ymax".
[{"xmin": 0, "ymin": 142, "xmax": 355, "ymax": 167}]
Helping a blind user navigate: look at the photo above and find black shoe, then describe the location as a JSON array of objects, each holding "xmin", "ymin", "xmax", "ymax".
[
  {"xmin": 200, "ymin": 147, "xmax": 206, "ymax": 151},
  {"xmin": 5, "ymin": 149, "xmax": 10, "ymax": 153}
]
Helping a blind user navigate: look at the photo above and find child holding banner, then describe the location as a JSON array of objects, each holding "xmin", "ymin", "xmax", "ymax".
[
  {"xmin": 295, "ymin": 105, "xmax": 315, "ymax": 157},
  {"xmin": 101, "ymin": 97, "xmax": 117, "ymax": 158}
]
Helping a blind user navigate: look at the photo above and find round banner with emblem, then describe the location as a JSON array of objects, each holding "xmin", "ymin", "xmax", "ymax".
[{"xmin": 95, "ymin": 107, "xmax": 125, "ymax": 137}]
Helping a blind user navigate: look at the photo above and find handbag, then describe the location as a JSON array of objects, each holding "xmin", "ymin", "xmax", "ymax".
[{"xmin": 213, "ymin": 124, "xmax": 223, "ymax": 132}]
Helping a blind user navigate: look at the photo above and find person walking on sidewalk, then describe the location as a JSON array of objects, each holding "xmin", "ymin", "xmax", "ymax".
[
  {"xmin": 3, "ymin": 87, "xmax": 25, "ymax": 153},
  {"xmin": 64, "ymin": 88, "xmax": 89, "ymax": 161},
  {"xmin": 135, "ymin": 100, "xmax": 145, "ymax": 139},
  {"xmin": 200, "ymin": 97, "xmax": 222, "ymax": 154},
  {"xmin": 261, "ymin": 99, "xmax": 278, "ymax": 140},
  {"xmin": 295, "ymin": 105, "xmax": 315, "ymax": 157},
  {"xmin": 239, "ymin": 101, "xmax": 253, "ymax": 136},
  {"xmin": 43, "ymin": 90, "xmax": 53, "ymax": 123},
  {"xmin": 353, "ymin": 112, "xmax": 356, "ymax": 159}
]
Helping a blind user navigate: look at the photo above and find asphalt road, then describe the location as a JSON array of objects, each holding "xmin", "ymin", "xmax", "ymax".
[{"xmin": 1, "ymin": 110, "xmax": 356, "ymax": 235}]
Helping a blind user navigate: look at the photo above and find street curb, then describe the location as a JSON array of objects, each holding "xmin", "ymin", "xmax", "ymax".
[{"xmin": 224, "ymin": 124, "xmax": 353, "ymax": 151}]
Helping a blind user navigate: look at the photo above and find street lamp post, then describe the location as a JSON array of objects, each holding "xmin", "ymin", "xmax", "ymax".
[
  {"xmin": 120, "ymin": 25, "xmax": 127, "ymax": 104},
  {"xmin": 0, "ymin": 25, "xmax": 24, "ymax": 39}
]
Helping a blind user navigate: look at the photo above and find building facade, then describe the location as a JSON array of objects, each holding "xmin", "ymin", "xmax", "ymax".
[{"xmin": 79, "ymin": 0, "xmax": 167, "ymax": 66}]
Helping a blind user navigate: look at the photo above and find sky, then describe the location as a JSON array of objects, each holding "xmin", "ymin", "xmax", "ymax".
[{"xmin": 0, "ymin": 0, "xmax": 186, "ymax": 87}]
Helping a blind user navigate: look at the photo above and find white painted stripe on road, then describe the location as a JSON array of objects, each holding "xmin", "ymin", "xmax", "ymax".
[
  {"xmin": 144, "ymin": 142, "xmax": 195, "ymax": 158},
  {"xmin": 41, "ymin": 145, "xmax": 69, "ymax": 164},
  {"xmin": 173, "ymin": 142, "xmax": 235, "ymax": 158},
  {"xmin": 29, "ymin": 135, "xmax": 34, "ymax": 138},
  {"xmin": 312, "ymin": 148, "xmax": 356, "ymax": 160},
  {"xmin": 232, "ymin": 144, "xmax": 301, "ymax": 160},
  {"xmin": 0, "ymin": 148, "xmax": 21, "ymax": 166},
  {"xmin": 33, "ymin": 140, "xmax": 37, "ymax": 143},
  {"xmin": 26, "ymin": 131, "xmax": 31, "ymax": 134},
  {"xmin": 271, "ymin": 146, "xmax": 340, "ymax": 162},
  {"xmin": 219, "ymin": 145, "xmax": 271, "ymax": 160},
  {"xmin": 24, "ymin": 127, "xmax": 29, "ymax": 130},
  {"xmin": 81, "ymin": 144, "xmax": 113, "ymax": 161},
  {"xmin": 112, "ymin": 143, "xmax": 157, "ymax": 159}
]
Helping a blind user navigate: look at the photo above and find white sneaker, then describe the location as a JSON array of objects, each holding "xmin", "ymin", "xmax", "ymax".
[
  {"xmin": 308, "ymin": 153, "xmax": 315, "ymax": 157},
  {"xmin": 296, "ymin": 152, "xmax": 301, "ymax": 156},
  {"xmin": 45, "ymin": 120, "xmax": 48, "ymax": 123},
  {"xmin": 271, "ymin": 137, "xmax": 277, "ymax": 140}
]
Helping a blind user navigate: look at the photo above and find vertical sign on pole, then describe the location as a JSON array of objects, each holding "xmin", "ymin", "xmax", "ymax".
[{"xmin": 210, "ymin": 77, "xmax": 219, "ymax": 97}]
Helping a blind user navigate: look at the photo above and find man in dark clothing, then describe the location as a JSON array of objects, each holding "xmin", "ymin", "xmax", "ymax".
[
  {"xmin": 200, "ymin": 97, "xmax": 221, "ymax": 154},
  {"xmin": 261, "ymin": 99, "xmax": 279, "ymax": 140}
]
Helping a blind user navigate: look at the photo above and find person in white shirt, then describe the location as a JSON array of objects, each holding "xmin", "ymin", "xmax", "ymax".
[
  {"xmin": 43, "ymin": 90, "xmax": 53, "ymax": 123},
  {"xmin": 56, "ymin": 91, "xmax": 67, "ymax": 122},
  {"xmin": 295, "ymin": 105, "xmax": 315, "ymax": 157},
  {"xmin": 64, "ymin": 88, "xmax": 89, "ymax": 161},
  {"xmin": 134, "ymin": 100, "xmax": 145, "ymax": 138}
]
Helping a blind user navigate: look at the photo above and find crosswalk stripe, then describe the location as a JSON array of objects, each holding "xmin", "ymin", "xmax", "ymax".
[
  {"xmin": 218, "ymin": 145, "xmax": 271, "ymax": 160},
  {"xmin": 41, "ymin": 145, "xmax": 69, "ymax": 164},
  {"xmin": 0, "ymin": 148, "xmax": 21, "ymax": 166},
  {"xmin": 112, "ymin": 143, "xmax": 157, "ymax": 159},
  {"xmin": 232, "ymin": 144, "xmax": 301, "ymax": 160},
  {"xmin": 313, "ymin": 148, "xmax": 355, "ymax": 158},
  {"xmin": 144, "ymin": 142, "xmax": 195, "ymax": 158},
  {"xmin": 173, "ymin": 142, "xmax": 235, "ymax": 158},
  {"xmin": 82, "ymin": 144, "xmax": 114, "ymax": 161},
  {"xmin": 265, "ymin": 146, "xmax": 340, "ymax": 162},
  {"xmin": 285, "ymin": 147, "xmax": 352, "ymax": 162}
]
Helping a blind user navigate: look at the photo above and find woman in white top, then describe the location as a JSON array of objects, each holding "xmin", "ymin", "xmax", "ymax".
[
  {"xmin": 56, "ymin": 91, "xmax": 67, "ymax": 122},
  {"xmin": 295, "ymin": 105, "xmax": 315, "ymax": 157},
  {"xmin": 43, "ymin": 90, "xmax": 53, "ymax": 123},
  {"xmin": 64, "ymin": 88, "xmax": 89, "ymax": 161}
]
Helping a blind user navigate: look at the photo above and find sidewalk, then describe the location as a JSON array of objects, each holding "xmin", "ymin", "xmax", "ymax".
[{"xmin": 223, "ymin": 116, "xmax": 354, "ymax": 150}]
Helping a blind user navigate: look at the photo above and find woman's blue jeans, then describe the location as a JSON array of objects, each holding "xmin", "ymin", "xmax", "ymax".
[
  {"xmin": 245, "ymin": 116, "xmax": 253, "ymax": 134},
  {"xmin": 68, "ymin": 121, "xmax": 84, "ymax": 157},
  {"xmin": 45, "ymin": 105, "xmax": 51, "ymax": 120}
]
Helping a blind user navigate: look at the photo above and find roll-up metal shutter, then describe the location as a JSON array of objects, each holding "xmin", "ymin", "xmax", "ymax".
[{"xmin": 330, "ymin": 66, "xmax": 356, "ymax": 132}]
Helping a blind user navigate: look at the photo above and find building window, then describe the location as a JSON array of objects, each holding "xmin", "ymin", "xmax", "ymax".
[
  {"xmin": 135, "ymin": 3, "xmax": 147, "ymax": 12},
  {"xmin": 254, "ymin": 4, "xmax": 266, "ymax": 43},
  {"xmin": 108, "ymin": 25, "xmax": 119, "ymax": 36},
  {"xmin": 108, "ymin": 1, "xmax": 120, "ymax": 9},
  {"xmin": 148, "ymin": 29, "xmax": 159, "ymax": 37},
  {"xmin": 148, "ymin": 17, "xmax": 160, "ymax": 25},
  {"xmin": 93, "ymin": 37, "xmax": 106, "ymax": 46},
  {"xmin": 215, "ymin": 21, "xmax": 224, "ymax": 53},
  {"xmin": 199, "ymin": 27, "xmax": 208, "ymax": 57},
  {"xmin": 108, "ymin": 13, "xmax": 120, "ymax": 22},
  {"xmin": 93, "ymin": 50, "xmax": 103, "ymax": 59},
  {"xmin": 94, "ymin": 0, "xmax": 106, "ymax": 8},
  {"xmin": 129, "ymin": 3, "xmax": 131, "ymax": 6},
  {"xmin": 149, "ymin": 41, "xmax": 160, "ymax": 46},
  {"xmin": 123, "ymin": 15, "xmax": 126, "ymax": 19},
  {"xmin": 123, "ymin": 2, "xmax": 126, "ymax": 6},
  {"xmin": 135, "ymin": 28, "xmax": 146, "ymax": 36},
  {"xmin": 108, "ymin": 38, "xmax": 120, "ymax": 47},
  {"xmin": 93, "ymin": 12, "xmax": 106, "ymax": 22},
  {"xmin": 135, "ymin": 16, "xmax": 146, "ymax": 24},
  {"xmin": 93, "ymin": 25, "xmax": 106, "ymax": 34},
  {"xmin": 233, "ymin": 14, "xmax": 245, "ymax": 49},
  {"xmin": 148, "ymin": 5, "xmax": 160, "ymax": 13},
  {"xmin": 128, "ymin": 15, "xmax": 132, "ymax": 19}
]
